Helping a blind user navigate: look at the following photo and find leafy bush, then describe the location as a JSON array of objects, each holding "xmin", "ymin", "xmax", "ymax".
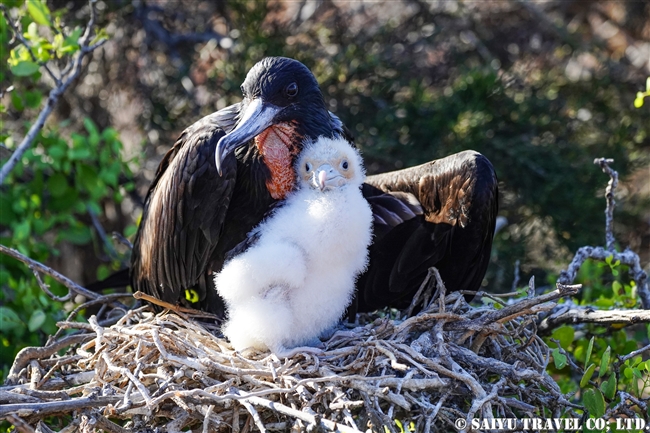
[
  {"xmin": 0, "ymin": 0, "xmax": 135, "ymax": 379},
  {"xmin": 547, "ymin": 259, "xmax": 650, "ymax": 421}
]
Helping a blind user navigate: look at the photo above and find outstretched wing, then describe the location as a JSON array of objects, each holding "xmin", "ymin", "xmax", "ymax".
[
  {"xmin": 355, "ymin": 150, "xmax": 498, "ymax": 313},
  {"xmin": 130, "ymin": 106, "xmax": 240, "ymax": 306}
]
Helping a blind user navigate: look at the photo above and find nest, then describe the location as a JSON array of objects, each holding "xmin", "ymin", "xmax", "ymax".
[{"xmin": 2, "ymin": 270, "xmax": 581, "ymax": 432}]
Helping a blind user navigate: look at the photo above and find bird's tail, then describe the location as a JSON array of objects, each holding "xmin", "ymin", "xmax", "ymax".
[{"xmin": 84, "ymin": 268, "xmax": 131, "ymax": 292}]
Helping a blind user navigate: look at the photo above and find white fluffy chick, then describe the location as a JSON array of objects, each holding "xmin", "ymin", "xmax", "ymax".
[{"xmin": 214, "ymin": 135, "xmax": 373, "ymax": 357}]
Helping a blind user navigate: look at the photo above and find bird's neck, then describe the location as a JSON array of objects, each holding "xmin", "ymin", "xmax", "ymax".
[{"xmin": 255, "ymin": 122, "xmax": 301, "ymax": 200}]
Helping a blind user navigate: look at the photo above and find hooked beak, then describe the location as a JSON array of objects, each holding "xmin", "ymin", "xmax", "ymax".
[
  {"xmin": 215, "ymin": 98, "xmax": 282, "ymax": 175},
  {"xmin": 313, "ymin": 164, "xmax": 344, "ymax": 191}
]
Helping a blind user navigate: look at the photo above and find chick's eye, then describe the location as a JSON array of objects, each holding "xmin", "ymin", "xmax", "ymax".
[
  {"xmin": 341, "ymin": 160, "xmax": 349, "ymax": 170},
  {"xmin": 285, "ymin": 82, "xmax": 298, "ymax": 98}
]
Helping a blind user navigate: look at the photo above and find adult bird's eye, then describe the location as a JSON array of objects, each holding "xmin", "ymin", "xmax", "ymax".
[
  {"xmin": 341, "ymin": 160, "xmax": 349, "ymax": 170},
  {"xmin": 285, "ymin": 82, "xmax": 298, "ymax": 98},
  {"xmin": 305, "ymin": 162, "xmax": 312, "ymax": 172}
]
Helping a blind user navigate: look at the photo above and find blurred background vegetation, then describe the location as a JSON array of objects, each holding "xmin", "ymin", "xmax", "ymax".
[{"xmin": 1, "ymin": 0, "xmax": 649, "ymax": 404}]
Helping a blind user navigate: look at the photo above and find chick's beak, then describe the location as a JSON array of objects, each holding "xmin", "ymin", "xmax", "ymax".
[{"xmin": 313, "ymin": 164, "xmax": 342, "ymax": 191}]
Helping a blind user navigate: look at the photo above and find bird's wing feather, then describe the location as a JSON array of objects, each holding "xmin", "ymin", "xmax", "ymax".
[
  {"xmin": 355, "ymin": 151, "xmax": 498, "ymax": 312},
  {"xmin": 131, "ymin": 108, "xmax": 240, "ymax": 304},
  {"xmin": 362, "ymin": 184, "xmax": 422, "ymax": 238}
]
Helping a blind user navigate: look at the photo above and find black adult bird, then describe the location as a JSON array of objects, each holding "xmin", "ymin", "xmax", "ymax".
[{"xmin": 120, "ymin": 57, "xmax": 498, "ymax": 318}]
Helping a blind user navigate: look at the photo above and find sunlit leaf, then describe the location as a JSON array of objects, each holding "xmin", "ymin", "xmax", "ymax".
[
  {"xmin": 635, "ymin": 96, "xmax": 645, "ymax": 108},
  {"xmin": 27, "ymin": 0, "xmax": 52, "ymax": 26}
]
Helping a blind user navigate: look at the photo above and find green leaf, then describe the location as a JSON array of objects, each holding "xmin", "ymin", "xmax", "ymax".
[
  {"xmin": 13, "ymin": 219, "xmax": 31, "ymax": 241},
  {"xmin": 27, "ymin": 0, "xmax": 52, "ymax": 26},
  {"xmin": 552, "ymin": 348, "xmax": 567, "ymax": 369},
  {"xmin": 10, "ymin": 60, "xmax": 40, "ymax": 76},
  {"xmin": 28, "ymin": 309, "xmax": 46, "ymax": 332},
  {"xmin": 585, "ymin": 336, "xmax": 594, "ymax": 365},
  {"xmin": 64, "ymin": 27, "xmax": 82, "ymax": 49},
  {"xmin": 623, "ymin": 367, "xmax": 633, "ymax": 379},
  {"xmin": 598, "ymin": 346, "xmax": 611, "ymax": 377},
  {"xmin": 0, "ymin": 306, "xmax": 24, "ymax": 332},
  {"xmin": 636, "ymin": 96, "xmax": 646, "ymax": 108},
  {"xmin": 68, "ymin": 147, "xmax": 92, "ymax": 160},
  {"xmin": 47, "ymin": 173, "xmax": 69, "ymax": 197},
  {"xmin": 60, "ymin": 224, "xmax": 91, "ymax": 245},
  {"xmin": 24, "ymin": 90, "xmax": 43, "ymax": 108},
  {"xmin": 580, "ymin": 363, "xmax": 596, "ymax": 387},
  {"xmin": 25, "ymin": 22, "xmax": 39, "ymax": 41},
  {"xmin": 124, "ymin": 224, "xmax": 137, "ymax": 238},
  {"xmin": 552, "ymin": 326, "xmax": 575, "ymax": 349},
  {"xmin": 600, "ymin": 375, "xmax": 617, "ymax": 400},
  {"xmin": 582, "ymin": 388, "xmax": 606, "ymax": 418}
]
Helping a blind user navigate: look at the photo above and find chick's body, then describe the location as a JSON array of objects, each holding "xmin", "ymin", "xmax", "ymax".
[{"xmin": 215, "ymin": 136, "xmax": 373, "ymax": 355}]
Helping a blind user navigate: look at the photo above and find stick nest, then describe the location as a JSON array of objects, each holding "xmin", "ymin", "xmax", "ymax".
[{"xmin": 3, "ymin": 272, "xmax": 582, "ymax": 433}]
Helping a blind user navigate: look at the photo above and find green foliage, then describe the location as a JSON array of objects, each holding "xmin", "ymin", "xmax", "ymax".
[
  {"xmin": 545, "ymin": 260, "xmax": 649, "ymax": 420},
  {"xmin": 0, "ymin": 118, "xmax": 135, "ymax": 374},
  {"xmin": 6, "ymin": 4, "xmax": 82, "ymax": 78},
  {"xmin": 1, "ymin": 0, "xmax": 135, "ymax": 381}
]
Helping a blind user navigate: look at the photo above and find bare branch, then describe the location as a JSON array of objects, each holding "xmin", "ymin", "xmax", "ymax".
[
  {"xmin": 556, "ymin": 159, "xmax": 649, "ymax": 309},
  {"xmin": 594, "ymin": 158, "xmax": 618, "ymax": 251},
  {"xmin": 0, "ymin": 244, "xmax": 120, "ymax": 303},
  {"xmin": 558, "ymin": 246, "xmax": 650, "ymax": 309},
  {"xmin": 6, "ymin": 334, "xmax": 94, "ymax": 385},
  {"xmin": 0, "ymin": 396, "xmax": 122, "ymax": 418},
  {"xmin": 539, "ymin": 306, "xmax": 650, "ymax": 331}
]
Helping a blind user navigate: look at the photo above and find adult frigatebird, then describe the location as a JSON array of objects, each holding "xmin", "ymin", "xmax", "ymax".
[{"xmin": 125, "ymin": 56, "xmax": 498, "ymax": 318}]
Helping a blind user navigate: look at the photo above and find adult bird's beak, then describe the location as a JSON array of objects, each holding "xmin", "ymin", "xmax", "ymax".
[
  {"xmin": 215, "ymin": 98, "xmax": 282, "ymax": 175},
  {"xmin": 313, "ymin": 164, "xmax": 343, "ymax": 191}
]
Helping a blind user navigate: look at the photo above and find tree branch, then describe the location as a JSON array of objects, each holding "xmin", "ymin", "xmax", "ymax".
[
  {"xmin": 0, "ymin": 244, "xmax": 107, "ymax": 302},
  {"xmin": 539, "ymin": 305, "xmax": 650, "ymax": 331},
  {"xmin": 557, "ymin": 159, "xmax": 649, "ymax": 309},
  {"xmin": 0, "ymin": 396, "xmax": 122, "ymax": 418}
]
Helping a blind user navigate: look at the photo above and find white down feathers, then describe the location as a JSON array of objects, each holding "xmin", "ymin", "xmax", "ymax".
[{"xmin": 214, "ymin": 136, "xmax": 373, "ymax": 354}]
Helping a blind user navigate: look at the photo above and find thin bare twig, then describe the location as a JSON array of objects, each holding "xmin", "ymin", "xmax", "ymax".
[
  {"xmin": 0, "ymin": 245, "xmax": 128, "ymax": 310},
  {"xmin": 594, "ymin": 158, "xmax": 618, "ymax": 251},
  {"xmin": 539, "ymin": 306, "xmax": 650, "ymax": 331}
]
